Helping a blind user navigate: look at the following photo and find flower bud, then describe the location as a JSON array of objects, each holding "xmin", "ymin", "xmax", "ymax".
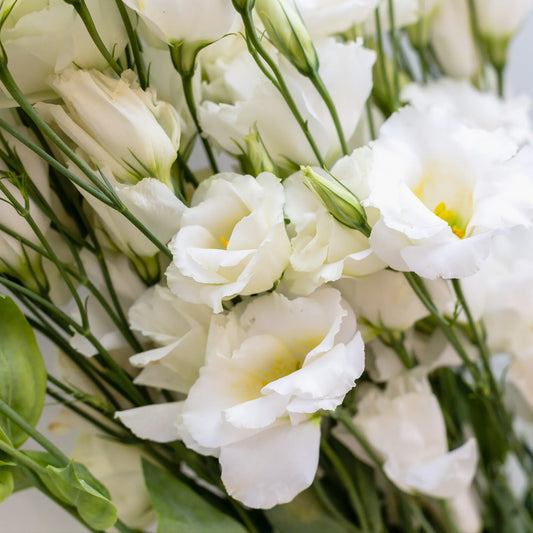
[
  {"xmin": 35, "ymin": 68, "xmax": 181, "ymax": 187},
  {"xmin": 240, "ymin": 128, "xmax": 278, "ymax": 176},
  {"xmin": 255, "ymin": 0, "xmax": 318, "ymax": 75},
  {"xmin": 301, "ymin": 166, "xmax": 370, "ymax": 236}
]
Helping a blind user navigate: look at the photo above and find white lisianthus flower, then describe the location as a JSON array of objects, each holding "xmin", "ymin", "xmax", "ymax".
[
  {"xmin": 282, "ymin": 148, "xmax": 385, "ymax": 296},
  {"xmin": 199, "ymin": 38, "xmax": 375, "ymax": 168},
  {"xmin": 179, "ymin": 288, "xmax": 365, "ymax": 508},
  {"xmin": 335, "ymin": 371, "xmax": 478, "ymax": 499},
  {"xmin": 430, "ymin": 0, "xmax": 479, "ymax": 79},
  {"xmin": 333, "ymin": 270, "xmax": 452, "ymax": 335},
  {"xmin": 0, "ymin": 0, "xmax": 128, "ymax": 106},
  {"xmin": 365, "ymin": 106, "xmax": 533, "ymax": 279},
  {"xmin": 121, "ymin": 0, "xmax": 239, "ymax": 45},
  {"xmin": 292, "ymin": 0, "xmax": 379, "ymax": 37},
  {"xmin": 402, "ymin": 78, "xmax": 533, "ymax": 145},
  {"xmin": 475, "ymin": 0, "xmax": 533, "ymax": 38},
  {"xmin": 35, "ymin": 68, "xmax": 181, "ymax": 187},
  {"xmin": 166, "ymin": 172, "xmax": 290, "ymax": 313},
  {"xmin": 127, "ymin": 285, "xmax": 211, "ymax": 393}
]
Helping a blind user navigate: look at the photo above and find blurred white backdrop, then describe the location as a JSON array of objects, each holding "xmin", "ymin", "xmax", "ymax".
[{"xmin": 2, "ymin": 13, "xmax": 533, "ymax": 533}]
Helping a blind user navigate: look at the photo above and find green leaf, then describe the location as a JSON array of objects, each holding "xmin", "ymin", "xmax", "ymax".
[
  {"xmin": 0, "ymin": 465, "xmax": 13, "ymax": 503},
  {"xmin": 266, "ymin": 487, "xmax": 352, "ymax": 533},
  {"xmin": 44, "ymin": 461, "xmax": 117, "ymax": 531},
  {"xmin": 142, "ymin": 458, "xmax": 247, "ymax": 533},
  {"xmin": 0, "ymin": 295, "xmax": 46, "ymax": 448}
]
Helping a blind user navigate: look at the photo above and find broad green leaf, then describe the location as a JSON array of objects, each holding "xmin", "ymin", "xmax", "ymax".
[
  {"xmin": 266, "ymin": 487, "xmax": 352, "ymax": 533},
  {"xmin": 44, "ymin": 461, "xmax": 117, "ymax": 531},
  {"xmin": 0, "ymin": 295, "xmax": 46, "ymax": 447},
  {"xmin": 142, "ymin": 458, "xmax": 247, "ymax": 533}
]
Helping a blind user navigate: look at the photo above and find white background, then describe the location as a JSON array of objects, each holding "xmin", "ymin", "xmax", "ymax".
[{"xmin": 2, "ymin": 16, "xmax": 533, "ymax": 533}]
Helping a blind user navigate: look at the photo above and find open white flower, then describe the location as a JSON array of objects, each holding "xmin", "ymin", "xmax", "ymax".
[
  {"xmin": 36, "ymin": 68, "xmax": 181, "ymax": 186},
  {"xmin": 365, "ymin": 105, "xmax": 533, "ymax": 279},
  {"xmin": 402, "ymin": 78, "xmax": 532, "ymax": 146},
  {"xmin": 335, "ymin": 371, "xmax": 478, "ymax": 499},
  {"xmin": 282, "ymin": 148, "xmax": 384, "ymax": 295},
  {"xmin": 127, "ymin": 285, "xmax": 211, "ymax": 393},
  {"xmin": 199, "ymin": 38, "xmax": 375, "ymax": 168},
  {"xmin": 121, "ymin": 0, "xmax": 239, "ymax": 44},
  {"xmin": 166, "ymin": 172, "xmax": 290, "ymax": 313},
  {"xmin": 180, "ymin": 288, "xmax": 365, "ymax": 508},
  {"xmin": 0, "ymin": 0, "xmax": 128, "ymax": 106},
  {"xmin": 291, "ymin": 0, "xmax": 380, "ymax": 38}
]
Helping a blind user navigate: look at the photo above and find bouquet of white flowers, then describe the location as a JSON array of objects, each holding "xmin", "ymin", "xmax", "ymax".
[{"xmin": 1, "ymin": 0, "xmax": 533, "ymax": 531}]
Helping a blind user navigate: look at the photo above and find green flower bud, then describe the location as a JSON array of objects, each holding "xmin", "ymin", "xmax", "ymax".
[
  {"xmin": 301, "ymin": 166, "xmax": 370, "ymax": 237},
  {"xmin": 240, "ymin": 128, "xmax": 278, "ymax": 176},
  {"xmin": 254, "ymin": 0, "xmax": 318, "ymax": 75}
]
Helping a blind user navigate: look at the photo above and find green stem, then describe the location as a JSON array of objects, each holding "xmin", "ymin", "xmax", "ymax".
[
  {"xmin": 237, "ymin": 5, "xmax": 326, "ymax": 167},
  {"xmin": 0, "ymin": 440, "xmax": 49, "ymax": 474},
  {"xmin": 0, "ymin": 69, "xmax": 172, "ymax": 258},
  {"xmin": 403, "ymin": 273, "xmax": 482, "ymax": 382},
  {"xmin": 181, "ymin": 73, "xmax": 220, "ymax": 174},
  {"xmin": 387, "ymin": 0, "xmax": 401, "ymax": 102},
  {"xmin": 321, "ymin": 437, "xmax": 371, "ymax": 532},
  {"xmin": 68, "ymin": 0, "xmax": 122, "ymax": 76},
  {"xmin": 0, "ymin": 399, "xmax": 69, "ymax": 465},
  {"xmin": 374, "ymin": 8, "xmax": 393, "ymax": 109},
  {"xmin": 308, "ymin": 71, "xmax": 348, "ymax": 155},
  {"xmin": 114, "ymin": 0, "xmax": 147, "ymax": 89}
]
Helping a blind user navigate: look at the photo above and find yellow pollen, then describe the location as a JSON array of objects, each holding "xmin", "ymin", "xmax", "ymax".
[
  {"xmin": 433, "ymin": 202, "xmax": 456, "ymax": 223},
  {"xmin": 452, "ymin": 226, "xmax": 465, "ymax": 239},
  {"xmin": 221, "ymin": 236, "xmax": 229, "ymax": 248}
]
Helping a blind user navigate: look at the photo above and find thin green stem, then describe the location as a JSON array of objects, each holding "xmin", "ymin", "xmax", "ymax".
[
  {"xmin": 0, "ymin": 399, "xmax": 69, "ymax": 465},
  {"xmin": 114, "ymin": 0, "xmax": 147, "ymax": 88},
  {"xmin": 0, "ymin": 70, "xmax": 172, "ymax": 258},
  {"xmin": 321, "ymin": 437, "xmax": 371, "ymax": 532},
  {"xmin": 374, "ymin": 8, "xmax": 393, "ymax": 109},
  {"xmin": 308, "ymin": 72, "xmax": 348, "ymax": 155},
  {"xmin": 68, "ymin": 0, "xmax": 122, "ymax": 76},
  {"xmin": 237, "ymin": 5, "xmax": 326, "ymax": 167},
  {"xmin": 403, "ymin": 272, "xmax": 482, "ymax": 382},
  {"xmin": 0, "ymin": 440, "xmax": 49, "ymax": 474},
  {"xmin": 387, "ymin": 0, "xmax": 401, "ymax": 101},
  {"xmin": 181, "ymin": 73, "xmax": 220, "ymax": 174}
]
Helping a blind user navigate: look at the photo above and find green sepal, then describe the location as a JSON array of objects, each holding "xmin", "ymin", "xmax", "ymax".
[
  {"xmin": 142, "ymin": 458, "xmax": 247, "ymax": 533},
  {"xmin": 24, "ymin": 451, "xmax": 117, "ymax": 531},
  {"xmin": 0, "ymin": 295, "xmax": 46, "ymax": 448}
]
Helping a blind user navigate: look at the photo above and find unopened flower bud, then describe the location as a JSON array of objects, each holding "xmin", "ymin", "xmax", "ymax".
[
  {"xmin": 241, "ymin": 128, "xmax": 278, "ymax": 176},
  {"xmin": 255, "ymin": 0, "xmax": 318, "ymax": 75},
  {"xmin": 301, "ymin": 166, "xmax": 370, "ymax": 236}
]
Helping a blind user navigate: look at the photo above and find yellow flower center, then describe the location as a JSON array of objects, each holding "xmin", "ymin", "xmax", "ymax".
[
  {"xmin": 221, "ymin": 236, "xmax": 229, "ymax": 248},
  {"xmin": 433, "ymin": 202, "xmax": 465, "ymax": 239}
]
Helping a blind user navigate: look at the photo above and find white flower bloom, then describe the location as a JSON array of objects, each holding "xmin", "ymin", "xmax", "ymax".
[
  {"xmin": 430, "ymin": 0, "xmax": 479, "ymax": 79},
  {"xmin": 127, "ymin": 285, "xmax": 211, "ymax": 393},
  {"xmin": 335, "ymin": 371, "xmax": 478, "ymax": 499},
  {"xmin": 0, "ymin": 0, "xmax": 128, "ymax": 106},
  {"xmin": 121, "ymin": 0, "xmax": 239, "ymax": 44},
  {"xmin": 475, "ymin": 0, "xmax": 533, "ymax": 37},
  {"xmin": 35, "ymin": 68, "xmax": 181, "ymax": 186},
  {"xmin": 180, "ymin": 288, "xmax": 365, "ymax": 508},
  {"xmin": 166, "ymin": 172, "xmax": 290, "ymax": 313},
  {"xmin": 282, "ymin": 148, "xmax": 384, "ymax": 296},
  {"xmin": 365, "ymin": 106, "xmax": 533, "ymax": 279},
  {"xmin": 292, "ymin": 0, "xmax": 380, "ymax": 38},
  {"xmin": 199, "ymin": 38, "xmax": 375, "ymax": 168},
  {"xmin": 334, "ymin": 270, "xmax": 452, "ymax": 334},
  {"xmin": 402, "ymin": 78, "xmax": 533, "ymax": 145}
]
